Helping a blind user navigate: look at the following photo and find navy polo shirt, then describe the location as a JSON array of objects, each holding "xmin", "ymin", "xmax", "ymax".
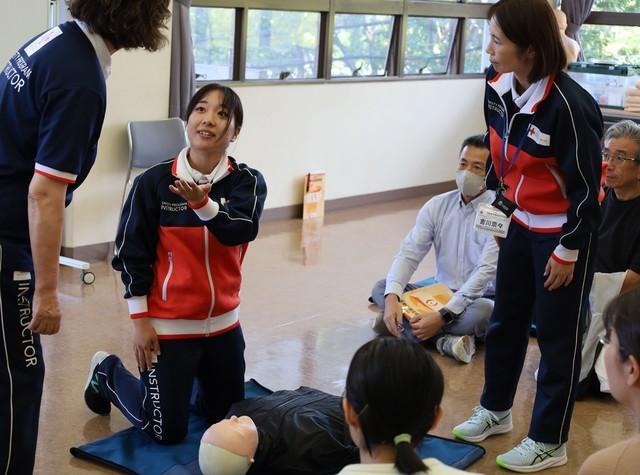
[{"xmin": 0, "ymin": 21, "xmax": 107, "ymax": 243}]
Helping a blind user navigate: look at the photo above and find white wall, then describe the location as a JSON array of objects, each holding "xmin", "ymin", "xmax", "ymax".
[
  {"xmin": 63, "ymin": 43, "xmax": 173, "ymax": 248},
  {"xmin": 66, "ymin": 78, "xmax": 484, "ymax": 247},
  {"xmin": 0, "ymin": 0, "xmax": 49, "ymax": 64},
  {"xmin": 232, "ymin": 79, "xmax": 485, "ymax": 210},
  {"xmin": 61, "ymin": 8, "xmax": 173, "ymax": 248}
]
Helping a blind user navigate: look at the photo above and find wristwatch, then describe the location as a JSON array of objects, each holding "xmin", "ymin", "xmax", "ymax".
[{"xmin": 438, "ymin": 307, "xmax": 457, "ymax": 324}]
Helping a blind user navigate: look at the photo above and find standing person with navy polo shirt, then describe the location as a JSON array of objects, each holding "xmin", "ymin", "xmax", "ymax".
[
  {"xmin": 452, "ymin": 0, "xmax": 603, "ymax": 472},
  {"xmin": 0, "ymin": 1, "xmax": 170, "ymax": 473}
]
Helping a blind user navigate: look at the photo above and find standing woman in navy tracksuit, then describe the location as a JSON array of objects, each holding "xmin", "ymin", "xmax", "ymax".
[
  {"xmin": 0, "ymin": 2, "xmax": 170, "ymax": 472},
  {"xmin": 82, "ymin": 84, "xmax": 267, "ymax": 444},
  {"xmin": 453, "ymin": 0, "xmax": 603, "ymax": 472}
]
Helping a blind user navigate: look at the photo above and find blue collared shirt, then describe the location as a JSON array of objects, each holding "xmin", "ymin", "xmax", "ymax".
[{"xmin": 385, "ymin": 189, "xmax": 498, "ymax": 314}]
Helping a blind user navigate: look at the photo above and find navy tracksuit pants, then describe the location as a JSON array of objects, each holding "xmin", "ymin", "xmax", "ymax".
[
  {"xmin": 0, "ymin": 240, "xmax": 44, "ymax": 475},
  {"xmin": 95, "ymin": 325, "xmax": 245, "ymax": 444},
  {"xmin": 481, "ymin": 222, "xmax": 596, "ymax": 444}
]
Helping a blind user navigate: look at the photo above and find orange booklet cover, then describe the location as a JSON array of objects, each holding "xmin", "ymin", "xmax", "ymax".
[
  {"xmin": 302, "ymin": 172, "xmax": 326, "ymax": 220},
  {"xmin": 401, "ymin": 283, "xmax": 453, "ymax": 319}
]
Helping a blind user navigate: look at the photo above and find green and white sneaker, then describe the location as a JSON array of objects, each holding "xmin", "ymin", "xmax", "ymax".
[
  {"xmin": 452, "ymin": 406, "xmax": 512, "ymax": 442},
  {"xmin": 84, "ymin": 351, "xmax": 111, "ymax": 415},
  {"xmin": 496, "ymin": 437, "xmax": 567, "ymax": 473}
]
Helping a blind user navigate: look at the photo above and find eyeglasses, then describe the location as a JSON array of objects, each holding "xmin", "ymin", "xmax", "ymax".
[{"xmin": 602, "ymin": 150, "xmax": 639, "ymax": 163}]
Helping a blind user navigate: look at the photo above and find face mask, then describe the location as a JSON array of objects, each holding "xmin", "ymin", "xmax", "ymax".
[{"xmin": 456, "ymin": 169, "xmax": 486, "ymax": 197}]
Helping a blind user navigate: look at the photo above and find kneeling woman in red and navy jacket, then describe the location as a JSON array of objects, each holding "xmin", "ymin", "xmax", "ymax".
[{"xmin": 82, "ymin": 83, "xmax": 267, "ymax": 444}]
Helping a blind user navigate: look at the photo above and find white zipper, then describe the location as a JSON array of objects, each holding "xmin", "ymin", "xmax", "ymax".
[
  {"xmin": 161, "ymin": 251, "xmax": 173, "ymax": 301},
  {"xmin": 495, "ymin": 93, "xmax": 511, "ymax": 162},
  {"xmin": 545, "ymin": 164, "xmax": 568, "ymax": 199},
  {"xmin": 204, "ymin": 228, "xmax": 215, "ymax": 335},
  {"xmin": 502, "ymin": 110, "xmax": 523, "ymax": 167},
  {"xmin": 514, "ymin": 175, "xmax": 525, "ymax": 208}
]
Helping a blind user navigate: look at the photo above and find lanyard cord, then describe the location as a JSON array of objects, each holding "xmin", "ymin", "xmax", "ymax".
[{"xmin": 499, "ymin": 116, "xmax": 535, "ymax": 183}]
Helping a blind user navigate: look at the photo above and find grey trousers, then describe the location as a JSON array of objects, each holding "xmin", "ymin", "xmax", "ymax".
[{"xmin": 370, "ymin": 278, "xmax": 493, "ymax": 340}]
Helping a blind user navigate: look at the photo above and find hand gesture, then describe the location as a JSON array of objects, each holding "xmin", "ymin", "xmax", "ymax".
[
  {"xmin": 133, "ymin": 318, "xmax": 161, "ymax": 372},
  {"xmin": 169, "ymin": 179, "xmax": 212, "ymax": 207},
  {"xmin": 383, "ymin": 294, "xmax": 405, "ymax": 337},
  {"xmin": 29, "ymin": 289, "xmax": 61, "ymax": 335},
  {"xmin": 544, "ymin": 257, "xmax": 575, "ymax": 291},
  {"xmin": 409, "ymin": 310, "xmax": 445, "ymax": 341}
]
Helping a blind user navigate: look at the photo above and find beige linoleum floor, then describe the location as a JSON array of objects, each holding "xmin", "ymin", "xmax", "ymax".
[{"xmin": 35, "ymin": 196, "xmax": 633, "ymax": 474}]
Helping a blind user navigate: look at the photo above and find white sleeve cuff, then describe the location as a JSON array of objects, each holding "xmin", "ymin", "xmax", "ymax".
[
  {"xmin": 192, "ymin": 199, "xmax": 220, "ymax": 221},
  {"xmin": 552, "ymin": 244, "xmax": 579, "ymax": 264},
  {"xmin": 127, "ymin": 296, "xmax": 148, "ymax": 318},
  {"xmin": 445, "ymin": 294, "xmax": 468, "ymax": 315},
  {"xmin": 385, "ymin": 282, "xmax": 405, "ymax": 298}
]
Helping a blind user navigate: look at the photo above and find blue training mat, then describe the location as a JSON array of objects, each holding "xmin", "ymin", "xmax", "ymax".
[{"xmin": 71, "ymin": 380, "xmax": 485, "ymax": 474}]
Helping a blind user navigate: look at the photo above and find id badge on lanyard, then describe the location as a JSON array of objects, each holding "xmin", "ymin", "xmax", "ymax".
[
  {"xmin": 474, "ymin": 117, "xmax": 532, "ymax": 237},
  {"xmin": 474, "ymin": 203, "xmax": 510, "ymax": 238}
]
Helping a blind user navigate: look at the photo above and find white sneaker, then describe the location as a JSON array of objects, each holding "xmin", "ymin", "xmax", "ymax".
[
  {"xmin": 436, "ymin": 335, "xmax": 476, "ymax": 364},
  {"xmin": 496, "ymin": 437, "xmax": 567, "ymax": 473},
  {"xmin": 452, "ymin": 406, "xmax": 513, "ymax": 442}
]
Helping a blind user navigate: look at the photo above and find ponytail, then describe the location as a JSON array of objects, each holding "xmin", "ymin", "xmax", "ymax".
[
  {"xmin": 345, "ymin": 339, "xmax": 444, "ymax": 475},
  {"xmin": 394, "ymin": 434, "xmax": 428, "ymax": 474}
]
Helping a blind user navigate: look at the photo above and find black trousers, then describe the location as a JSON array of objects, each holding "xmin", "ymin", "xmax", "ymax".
[
  {"xmin": 481, "ymin": 222, "xmax": 596, "ymax": 444},
  {"xmin": 0, "ymin": 240, "xmax": 44, "ymax": 475},
  {"xmin": 96, "ymin": 325, "xmax": 246, "ymax": 444}
]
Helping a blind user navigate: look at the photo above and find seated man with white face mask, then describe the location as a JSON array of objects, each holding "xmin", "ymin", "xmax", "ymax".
[{"xmin": 371, "ymin": 135, "xmax": 498, "ymax": 363}]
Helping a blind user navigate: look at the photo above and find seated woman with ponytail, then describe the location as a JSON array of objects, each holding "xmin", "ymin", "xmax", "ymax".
[{"xmin": 339, "ymin": 337, "xmax": 481, "ymax": 474}]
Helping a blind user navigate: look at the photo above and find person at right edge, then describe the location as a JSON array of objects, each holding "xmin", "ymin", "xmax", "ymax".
[{"xmin": 452, "ymin": 0, "xmax": 603, "ymax": 473}]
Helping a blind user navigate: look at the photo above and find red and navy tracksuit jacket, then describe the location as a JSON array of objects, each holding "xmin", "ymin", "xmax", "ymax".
[
  {"xmin": 112, "ymin": 148, "xmax": 267, "ymax": 340},
  {"xmin": 484, "ymin": 66, "xmax": 603, "ymax": 263}
]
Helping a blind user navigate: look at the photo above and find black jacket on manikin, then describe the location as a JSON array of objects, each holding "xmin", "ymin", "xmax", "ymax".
[{"xmin": 226, "ymin": 386, "xmax": 359, "ymax": 475}]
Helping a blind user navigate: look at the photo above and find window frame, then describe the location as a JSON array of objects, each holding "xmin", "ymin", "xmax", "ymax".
[
  {"xmin": 585, "ymin": 10, "xmax": 640, "ymax": 27},
  {"xmin": 191, "ymin": 0, "xmax": 495, "ymax": 85},
  {"xmin": 580, "ymin": 8, "xmax": 640, "ymax": 65},
  {"xmin": 191, "ymin": 1, "xmax": 640, "ymax": 85},
  {"xmin": 242, "ymin": 9, "xmax": 323, "ymax": 80}
]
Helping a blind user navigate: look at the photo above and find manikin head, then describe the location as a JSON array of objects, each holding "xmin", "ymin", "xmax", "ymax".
[{"xmin": 199, "ymin": 415, "xmax": 259, "ymax": 475}]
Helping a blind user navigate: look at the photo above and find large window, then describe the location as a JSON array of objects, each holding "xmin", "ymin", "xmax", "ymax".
[
  {"xmin": 246, "ymin": 10, "xmax": 321, "ymax": 80},
  {"xmin": 190, "ymin": 1, "xmax": 640, "ymax": 83},
  {"xmin": 582, "ymin": 0, "xmax": 640, "ymax": 65},
  {"xmin": 331, "ymin": 14, "xmax": 394, "ymax": 77},
  {"xmin": 191, "ymin": 7, "xmax": 235, "ymax": 81},
  {"xmin": 581, "ymin": 24, "xmax": 640, "ymax": 65},
  {"xmin": 463, "ymin": 18, "xmax": 490, "ymax": 73},
  {"xmin": 592, "ymin": 0, "xmax": 640, "ymax": 13},
  {"xmin": 190, "ymin": 1, "xmax": 511, "ymax": 82},
  {"xmin": 404, "ymin": 17, "xmax": 457, "ymax": 75}
]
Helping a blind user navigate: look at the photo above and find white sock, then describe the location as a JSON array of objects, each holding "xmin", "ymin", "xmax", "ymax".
[{"xmin": 488, "ymin": 408, "xmax": 510, "ymax": 418}]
